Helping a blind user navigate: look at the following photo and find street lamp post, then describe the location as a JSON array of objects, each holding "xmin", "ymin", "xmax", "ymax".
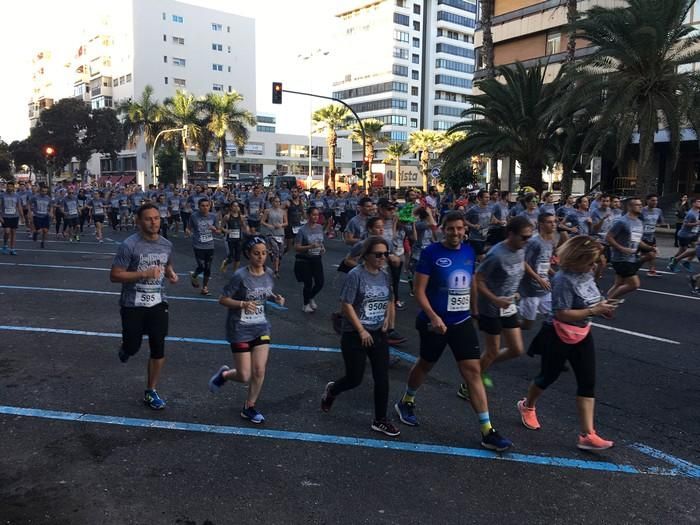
[
  {"xmin": 299, "ymin": 50, "xmax": 329, "ymax": 191},
  {"xmin": 44, "ymin": 146, "xmax": 55, "ymax": 189},
  {"xmin": 151, "ymin": 127, "xmax": 186, "ymax": 186}
]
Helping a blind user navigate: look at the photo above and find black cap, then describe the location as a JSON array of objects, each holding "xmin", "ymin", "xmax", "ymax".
[{"xmin": 377, "ymin": 198, "xmax": 395, "ymax": 209}]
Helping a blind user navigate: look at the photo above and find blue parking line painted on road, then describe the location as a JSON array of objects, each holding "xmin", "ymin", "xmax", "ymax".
[
  {"xmin": 13, "ymin": 248, "xmax": 118, "ymax": 255},
  {"xmin": 0, "ymin": 325, "xmax": 416, "ymax": 363},
  {"xmin": 0, "ymin": 262, "xmax": 112, "ymax": 272},
  {"xmin": 0, "ymin": 405, "xmax": 692, "ymax": 478},
  {"xmin": 630, "ymin": 442, "xmax": 700, "ymax": 478}
]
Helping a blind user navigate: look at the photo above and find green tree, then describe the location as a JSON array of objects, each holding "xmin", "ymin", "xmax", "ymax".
[
  {"xmin": 31, "ymin": 98, "xmax": 91, "ymax": 173},
  {"xmin": 202, "ymin": 91, "xmax": 256, "ymax": 187},
  {"xmin": 442, "ymin": 63, "xmax": 562, "ymax": 193},
  {"xmin": 86, "ymin": 108, "xmax": 123, "ymax": 163},
  {"xmin": 384, "ymin": 142, "xmax": 410, "ymax": 190},
  {"xmin": 313, "ymin": 104, "xmax": 351, "ymax": 190},
  {"xmin": 163, "ymin": 90, "xmax": 202, "ymax": 184},
  {"xmin": 574, "ymin": 0, "xmax": 700, "ymax": 194},
  {"xmin": 439, "ymin": 157, "xmax": 476, "ymax": 193},
  {"xmin": 350, "ymin": 118, "xmax": 386, "ymax": 184},
  {"xmin": 155, "ymin": 143, "xmax": 183, "ymax": 186},
  {"xmin": 117, "ymin": 85, "xmax": 164, "ymax": 182},
  {"xmin": 0, "ymin": 140, "xmax": 12, "ymax": 179},
  {"xmin": 408, "ymin": 130, "xmax": 451, "ymax": 192},
  {"xmin": 9, "ymin": 139, "xmax": 43, "ymax": 174},
  {"xmin": 478, "ymin": 0, "xmax": 500, "ymax": 190}
]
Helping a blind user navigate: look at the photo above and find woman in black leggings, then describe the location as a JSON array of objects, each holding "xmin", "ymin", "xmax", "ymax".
[
  {"xmin": 220, "ymin": 202, "xmax": 248, "ymax": 273},
  {"xmin": 518, "ymin": 236, "xmax": 617, "ymax": 451},
  {"xmin": 294, "ymin": 207, "xmax": 325, "ymax": 313},
  {"xmin": 320, "ymin": 236, "xmax": 400, "ymax": 437}
]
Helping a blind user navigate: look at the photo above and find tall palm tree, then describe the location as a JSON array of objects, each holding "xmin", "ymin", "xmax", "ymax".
[
  {"xmin": 442, "ymin": 63, "xmax": 563, "ymax": 193},
  {"xmin": 565, "ymin": 0, "xmax": 578, "ymax": 64},
  {"xmin": 162, "ymin": 90, "xmax": 202, "ymax": 186},
  {"xmin": 574, "ymin": 0, "xmax": 700, "ymax": 194},
  {"xmin": 384, "ymin": 142, "xmax": 410, "ymax": 190},
  {"xmin": 117, "ymin": 85, "xmax": 163, "ymax": 184},
  {"xmin": 350, "ymin": 118, "xmax": 386, "ymax": 185},
  {"xmin": 408, "ymin": 130, "xmax": 451, "ymax": 192},
  {"xmin": 312, "ymin": 104, "xmax": 351, "ymax": 190},
  {"xmin": 202, "ymin": 91, "xmax": 256, "ymax": 187},
  {"xmin": 479, "ymin": 0, "xmax": 499, "ymax": 190}
]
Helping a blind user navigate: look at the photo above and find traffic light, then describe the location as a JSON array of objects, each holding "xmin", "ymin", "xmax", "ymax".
[
  {"xmin": 44, "ymin": 146, "xmax": 55, "ymax": 157},
  {"xmin": 272, "ymin": 82, "xmax": 282, "ymax": 104}
]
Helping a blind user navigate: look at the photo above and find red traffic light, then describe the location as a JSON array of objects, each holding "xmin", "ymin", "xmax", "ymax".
[
  {"xmin": 44, "ymin": 146, "xmax": 55, "ymax": 156},
  {"xmin": 272, "ymin": 82, "xmax": 282, "ymax": 104}
]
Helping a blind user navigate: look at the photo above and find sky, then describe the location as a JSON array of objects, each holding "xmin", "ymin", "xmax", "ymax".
[{"xmin": 0, "ymin": 0, "xmax": 342, "ymax": 143}]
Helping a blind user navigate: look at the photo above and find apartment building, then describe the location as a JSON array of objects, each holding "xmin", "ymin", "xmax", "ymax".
[{"xmin": 28, "ymin": 50, "xmax": 72, "ymax": 128}]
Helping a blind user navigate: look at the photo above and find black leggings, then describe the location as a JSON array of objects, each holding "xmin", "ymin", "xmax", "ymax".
[
  {"xmin": 330, "ymin": 330, "xmax": 389, "ymax": 419},
  {"xmin": 389, "ymin": 261, "xmax": 403, "ymax": 302},
  {"xmin": 159, "ymin": 218, "xmax": 169, "ymax": 239},
  {"xmin": 110, "ymin": 209, "xmax": 119, "ymax": 230},
  {"xmin": 54, "ymin": 210, "xmax": 64, "ymax": 234},
  {"xmin": 225, "ymin": 239, "xmax": 242, "ymax": 263},
  {"xmin": 533, "ymin": 324, "xmax": 595, "ymax": 398},
  {"xmin": 193, "ymin": 248, "xmax": 214, "ymax": 283},
  {"xmin": 120, "ymin": 302, "xmax": 169, "ymax": 359},
  {"xmin": 79, "ymin": 209, "xmax": 90, "ymax": 232},
  {"xmin": 294, "ymin": 257, "xmax": 324, "ymax": 305}
]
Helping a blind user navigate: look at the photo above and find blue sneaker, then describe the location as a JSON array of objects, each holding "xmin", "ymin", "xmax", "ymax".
[
  {"xmin": 394, "ymin": 400, "xmax": 418, "ymax": 426},
  {"xmin": 208, "ymin": 365, "xmax": 230, "ymax": 393},
  {"xmin": 1, "ymin": 246, "xmax": 8, "ymax": 254},
  {"xmin": 681, "ymin": 260, "xmax": 693, "ymax": 273},
  {"xmin": 240, "ymin": 405, "xmax": 265, "ymax": 424},
  {"xmin": 144, "ymin": 389, "xmax": 166, "ymax": 410},
  {"xmin": 481, "ymin": 428, "xmax": 512, "ymax": 452},
  {"xmin": 9, "ymin": 249, "xmax": 17, "ymax": 256}
]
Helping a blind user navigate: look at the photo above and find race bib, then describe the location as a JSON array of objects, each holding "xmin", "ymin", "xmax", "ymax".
[
  {"xmin": 5, "ymin": 205, "xmax": 16, "ymax": 215},
  {"xmin": 334, "ymin": 210, "xmax": 341, "ymax": 217},
  {"xmin": 643, "ymin": 224, "xmax": 655, "ymax": 234},
  {"xmin": 94, "ymin": 205, "xmax": 104, "ymax": 215},
  {"xmin": 693, "ymin": 225, "xmax": 700, "ymax": 234},
  {"xmin": 447, "ymin": 290, "xmax": 470, "ymax": 312},
  {"xmin": 292, "ymin": 226, "xmax": 301, "ymax": 234},
  {"xmin": 200, "ymin": 231, "xmax": 213, "ymax": 243},
  {"xmin": 273, "ymin": 235, "xmax": 284, "ymax": 244},
  {"xmin": 241, "ymin": 303, "xmax": 265, "ymax": 325},
  {"xmin": 362, "ymin": 300, "xmax": 387, "ymax": 323},
  {"xmin": 37, "ymin": 202, "xmax": 49, "ymax": 214},
  {"xmin": 630, "ymin": 230, "xmax": 642, "ymax": 244},
  {"xmin": 228, "ymin": 229, "xmax": 241, "ymax": 239},
  {"xmin": 309, "ymin": 246, "xmax": 321, "ymax": 256},
  {"xmin": 537, "ymin": 262, "xmax": 550, "ymax": 276},
  {"xmin": 500, "ymin": 302, "xmax": 518, "ymax": 317},
  {"xmin": 135, "ymin": 284, "xmax": 162, "ymax": 307}
]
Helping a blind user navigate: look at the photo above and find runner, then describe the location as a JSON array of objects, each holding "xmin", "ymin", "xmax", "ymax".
[
  {"xmin": 294, "ymin": 206, "xmax": 325, "ymax": 313},
  {"xmin": 245, "ymin": 185, "xmax": 265, "ymax": 234},
  {"xmin": 180, "ymin": 191, "xmax": 192, "ymax": 237},
  {"xmin": 518, "ymin": 213, "xmax": 556, "ymax": 330},
  {"xmin": 394, "ymin": 211, "xmax": 513, "ymax": 452},
  {"xmin": 89, "ymin": 191, "xmax": 107, "ymax": 243},
  {"xmin": 260, "ymin": 196, "xmax": 287, "ymax": 278},
  {"xmin": 29, "ymin": 185, "xmax": 53, "ymax": 248},
  {"xmin": 61, "ymin": 188, "xmax": 81, "ymax": 242},
  {"xmin": 77, "ymin": 189, "xmax": 90, "ymax": 235},
  {"xmin": 517, "ymin": 235, "xmax": 617, "ymax": 450},
  {"xmin": 590, "ymin": 194, "xmax": 614, "ymax": 281},
  {"xmin": 377, "ymin": 198, "xmax": 405, "ymax": 310},
  {"xmin": 407, "ymin": 206, "xmax": 438, "ymax": 297},
  {"xmin": 208, "ymin": 236, "xmax": 286, "ymax": 424},
  {"xmin": 519, "ymin": 194, "xmax": 540, "ymax": 229},
  {"xmin": 110, "ymin": 203, "xmax": 179, "ymax": 410},
  {"xmin": 321, "ymin": 236, "xmax": 400, "ymax": 437},
  {"xmin": 344, "ymin": 196, "xmax": 374, "ymax": 245},
  {"xmin": 1, "ymin": 182, "xmax": 23, "ymax": 255},
  {"xmin": 284, "ymin": 187, "xmax": 305, "ymax": 255},
  {"xmin": 667, "ymin": 196, "xmax": 700, "ymax": 273},
  {"xmin": 168, "ymin": 191, "xmax": 181, "ymax": 237},
  {"xmin": 156, "ymin": 194, "xmax": 171, "ymax": 239},
  {"xmin": 606, "ymin": 198, "xmax": 657, "ymax": 301},
  {"xmin": 187, "ymin": 198, "xmax": 220, "ymax": 296},
  {"xmin": 220, "ymin": 201, "xmax": 248, "ymax": 274},
  {"xmin": 465, "ymin": 190, "xmax": 492, "ymax": 260},
  {"xmin": 640, "ymin": 194, "xmax": 665, "ymax": 277}
]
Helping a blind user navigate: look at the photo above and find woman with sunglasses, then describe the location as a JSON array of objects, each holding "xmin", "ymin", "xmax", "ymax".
[
  {"xmin": 321, "ymin": 236, "xmax": 400, "ymax": 437},
  {"xmin": 517, "ymin": 236, "xmax": 616, "ymax": 450}
]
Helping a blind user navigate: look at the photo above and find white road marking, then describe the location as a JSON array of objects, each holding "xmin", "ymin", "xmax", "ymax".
[{"xmin": 591, "ymin": 323, "xmax": 681, "ymax": 345}]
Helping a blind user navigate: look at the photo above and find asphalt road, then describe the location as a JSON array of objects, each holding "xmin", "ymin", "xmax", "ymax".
[{"xmin": 0, "ymin": 224, "xmax": 698, "ymax": 525}]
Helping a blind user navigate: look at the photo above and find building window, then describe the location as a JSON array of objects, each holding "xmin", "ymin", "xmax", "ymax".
[
  {"xmin": 349, "ymin": 98, "xmax": 407, "ymax": 113},
  {"xmin": 212, "ymin": 23, "xmax": 222, "ymax": 31},
  {"xmin": 119, "ymin": 76, "xmax": 125, "ymax": 85},
  {"xmin": 381, "ymin": 131, "xmax": 408, "ymax": 141},
  {"xmin": 436, "ymin": 43, "xmax": 475, "ymax": 58},
  {"xmin": 333, "ymin": 81, "xmax": 408, "ymax": 99},
  {"xmin": 227, "ymin": 26, "xmax": 231, "ymax": 32},
  {"xmin": 228, "ymin": 66, "xmax": 231, "ymax": 72},
  {"xmin": 393, "ymin": 47, "xmax": 409, "ymax": 59},
  {"xmin": 412, "ymin": 70, "xmax": 419, "ymax": 80},
  {"xmin": 435, "ymin": 74, "xmax": 472, "ymax": 89},
  {"xmin": 172, "ymin": 36, "xmax": 185, "ymax": 45},
  {"xmin": 257, "ymin": 125, "xmax": 275, "ymax": 133},
  {"xmin": 212, "ymin": 63, "xmax": 223, "ymax": 71},
  {"xmin": 433, "ymin": 120, "xmax": 452, "ymax": 131},
  {"xmin": 163, "ymin": 55, "xmax": 168, "ymax": 63},
  {"xmin": 162, "ymin": 12, "xmax": 166, "ymax": 20},
  {"xmin": 411, "ymin": 102, "xmax": 418, "ymax": 112},
  {"xmin": 412, "ymin": 54, "xmax": 420, "ymax": 64},
  {"xmin": 436, "ymin": 58, "xmax": 475, "ymax": 73},
  {"xmin": 228, "ymin": 85, "xmax": 232, "ymax": 92},
  {"xmin": 546, "ymin": 32, "xmax": 561, "ymax": 55},
  {"xmin": 172, "ymin": 57, "xmax": 186, "ymax": 66},
  {"xmin": 394, "ymin": 30, "xmax": 409, "ymax": 43},
  {"xmin": 412, "ymin": 37, "xmax": 420, "ymax": 48},
  {"xmin": 212, "ymin": 43, "xmax": 223, "ymax": 51},
  {"xmin": 434, "ymin": 105, "xmax": 463, "ymax": 116},
  {"xmin": 437, "ymin": 28, "xmax": 474, "ymax": 43},
  {"xmin": 164, "ymin": 77, "xmax": 168, "ymax": 84},
  {"xmin": 411, "ymin": 86, "xmax": 418, "ymax": 96},
  {"xmin": 163, "ymin": 34, "xmax": 167, "ymax": 42},
  {"xmin": 228, "ymin": 45, "xmax": 231, "ymax": 53},
  {"xmin": 126, "ymin": 73, "xmax": 132, "ymax": 82},
  {"xmin": 437, "ymin": 0, "xmax": 477, "ymax": 13},
  {"xmin": 172, "ymin": 15, "xmax": 183, "ymax": 23},
  {"xmin": 396, "ymin": 0, "xmax": 406, "ymax": 6},
  {"xmin": 393, "ymin": 64, "xmax": 409, "ymax": 77},
  {"xmin": 437, "ymin": 10, "xmax": 475, "ymax": 28},
  {"xmin": 173, "ymin": 78, "xmax": 186, "ymax": 87},
  {"xmin": 213, "ymin": 83, "xmax": 224, "ymax": 92},
  {"xmin": 413, "ymin": 21, "xmax": 420, "ymax": 31},
  {"xmin": 394, "ymin": 13, "xmax": 410, "ymax": 26},
  {"xmin": 410, "ymin": 118, "xmax": 418, "ymax": 128},
  {"xmin": 113, "ymin": 79, "xmax": 118, "ymax": 87},
  {"xmin": 413, "ymin": 4, "xmax": 421, "ymax": 14}
]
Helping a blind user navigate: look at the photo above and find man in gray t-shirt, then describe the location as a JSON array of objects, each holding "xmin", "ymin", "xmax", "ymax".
[
  {"xmin": 606, "ymin": 198, "xmax": 656, "ymax": 301},
  {"xmin": 344, "ymin": 197, "xmax": 374, "ymax": 245},
  {"xmin": 187, "ymin": 199, "xmax": 220, "ymax": 294}
]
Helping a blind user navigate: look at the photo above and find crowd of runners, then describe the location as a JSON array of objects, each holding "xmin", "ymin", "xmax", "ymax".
[{"xmin": 2, "ymin": 177, "xmax": 698, "ymax": 453}]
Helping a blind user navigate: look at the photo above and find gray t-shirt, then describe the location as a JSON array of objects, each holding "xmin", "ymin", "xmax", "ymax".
[
  {"xmin": 548, "ymin": 270, "xmax": 601, "ymax": 327},
  {"xmin": 641, "ymin": 207, "xmax": 664, "ymax": 241},
  {"xmin": 476, "ymin": 241, "xmax": 525, "ymax": 318},
  {"xmin": 295, "ymin": 223, "xmax": 325, "ymax": 259},
  {"xmin": 31, "ymin": 195, "xmax": 53, "ymax": 217},
  {"xmin": 189, "ymin": 212, "xmax": 218, "ymax": 250},
  {"xmin": 608, "ymin": 214, "xmax": 643, "ymax": 263},
  {"xmin": 466, "ymin": 205, "xmax": 491, "ymax": 241},
  {"xmin": 112, "ymin": 233, "xmax": 173, "ymax": 308},
  {"xmin": 345, "ymin": 214, "xmax": 368, "ymax": 241},
  {"xmin": 519, "ymin": 234, "xmax": 554, "ymax": 298},
  {"xmin": 340, "ymin": 265, "xmax": 392, "ymax": 332},
  {"xmin": 0, "ymin": 193, "xmax": 20, "ymax": 218},
  {"xmin": 591, "ymin": 207, "xmax": 614, "ymax": 243},
  {"xmin": 62, "ymin": 197, "xmax": 80, "ymax": 218},
  {"xmin": 223, "ymin": 266, "xmax": 275, "ymax": 343}
]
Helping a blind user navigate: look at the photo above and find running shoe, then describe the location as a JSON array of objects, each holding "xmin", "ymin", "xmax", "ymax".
[
  {"xmin": 240, "ymin": 405, "xmax": 265, "ymax": 424},
  {"xmin": 40, "ymin": 241, "xmax": 45, "ymax": 249},
  {"xmin": 9, "ymin": 249, "xmax": 17, "ymax": 256},
  {"xmin": 395, "ymin": 300, "xmax": 406, "ymax": 311},
  {"xmin": 309, "ymin": 298, "xmax": 318, "ymax": 310},
  {"xmin": 517, "ymin": 398, "xmax": 541, "ymax": 430},
  {"xmin": 371, "ymin": 419, "xmax": 401, "ymax": 437},
  {"xmin": 1, "ymin": 246, "xmax": 8, "ymax": 254},
  {"xmin": 144, "ymin": 389, "xmax": 166, "ymax": 410},
  {"xmin": 689, "ymin": 276, "xmax": 700, "ymax": 294},
  {"xmin": 302, "ymin": 304, "xmax": 315, "ymax": 313},
  {"xmin": 219, "ymin": 260, "xmax": 228, "ymax": 273},
  {"xmin": 647, "ymin": 269, "xmax": 660, "ymax": 277},
  {"xmin": 190, "ymin": 272, "xmax": 200, "ymax": 288},
  {"xmin": 481, "ymin": 428, "xmax": 513, "ymax": 452},
  {"xmin": 681, "ymin": 260, "xmax": 693, "ymax": 273},
  {"xmin": 387, "ymin": 329, "xmax": 407, "ymax": 345},
  {"xmin": 388, "ymin": 354, "xmax": 401, "ymax": 367},
  {"xmin": 457, "ymin": 382, "xmax": 470, "ymax": 400},
  {"xmin": 208, "ymin": 365, "xmax": 230, "ymax": 393},
  {"xmin": 394, "ymin": 400, "xmax": 418, "ymax": 426},
  {"xmin": 32, "ymin": 232, "xmax": 38, "ymax": 242},
  {"xmin": 321, "ymin": 381, "xmax": 336, "ymax": 412},
  {"xmin": 118, "ymin": 346, "xmax": 130, "ymax": 363},
  {"xmin": 577, "ymin": 431, "xmax": 614, "ymax": 451},
  {"xmin": 76, "ymin": 235, "xmax": 80, "ymax": 242},
  {"xmin": 481, "ymin": 372, "xmax": 494, "ymax": 389}
]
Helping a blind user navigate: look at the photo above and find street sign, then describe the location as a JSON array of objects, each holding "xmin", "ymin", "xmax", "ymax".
[{"xmin": 431, "ymin": 167, "xmax": 440, "ymax": 178}]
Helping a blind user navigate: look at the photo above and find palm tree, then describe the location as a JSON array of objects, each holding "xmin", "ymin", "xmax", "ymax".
[
  {"xmin": 384, "ymin": 142, "xmax": 410, "ymax": 190},
  {"xmin": 479, "ymin": 0, "xmax": 499, "ymax": 190},
  {"xmin": 574, "ymin": 0, "xmax": 700, "ymax": 194},
  {"xmin": 162, "ymin": 90, "xmax": 202, "ymax": 185},
  {"xmin": 565, "ymin": 0, "xmax": 578, "ymax": 64},
  {"xmin": 408, "ymin": 130, "xmax": 451, "ymax": 192},
  {"xmin": 202, "ymin": 91, "xmax": 256, "ymax": 187},
  {"xmin": 442, "ymin": 63, "xmax": 563, "ymax": 193},
  {"xmin": 312, "ymin": 104, "xmax": 351, "ymax": 190},
  {"xmin": 350, "ymin": 118, "xmax": 386, "ymax": 185},
  {"xmin": 117, "ymin": 85, "xmax": 163, "ymax": 184}
]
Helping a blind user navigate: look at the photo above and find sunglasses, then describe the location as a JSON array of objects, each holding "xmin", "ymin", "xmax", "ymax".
[{"xmin": 369, "ymin": 251, "xmax": 390, "ymax": 258}]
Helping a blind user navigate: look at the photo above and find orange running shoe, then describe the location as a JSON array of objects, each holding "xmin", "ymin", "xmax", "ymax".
[
  {"xmin": 517, "ymin": 398, "xmax": 541, "ymax": 430},
  {"xmin": 577, "ymin": 431, "xmax": 614, "ymax": 451}
]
